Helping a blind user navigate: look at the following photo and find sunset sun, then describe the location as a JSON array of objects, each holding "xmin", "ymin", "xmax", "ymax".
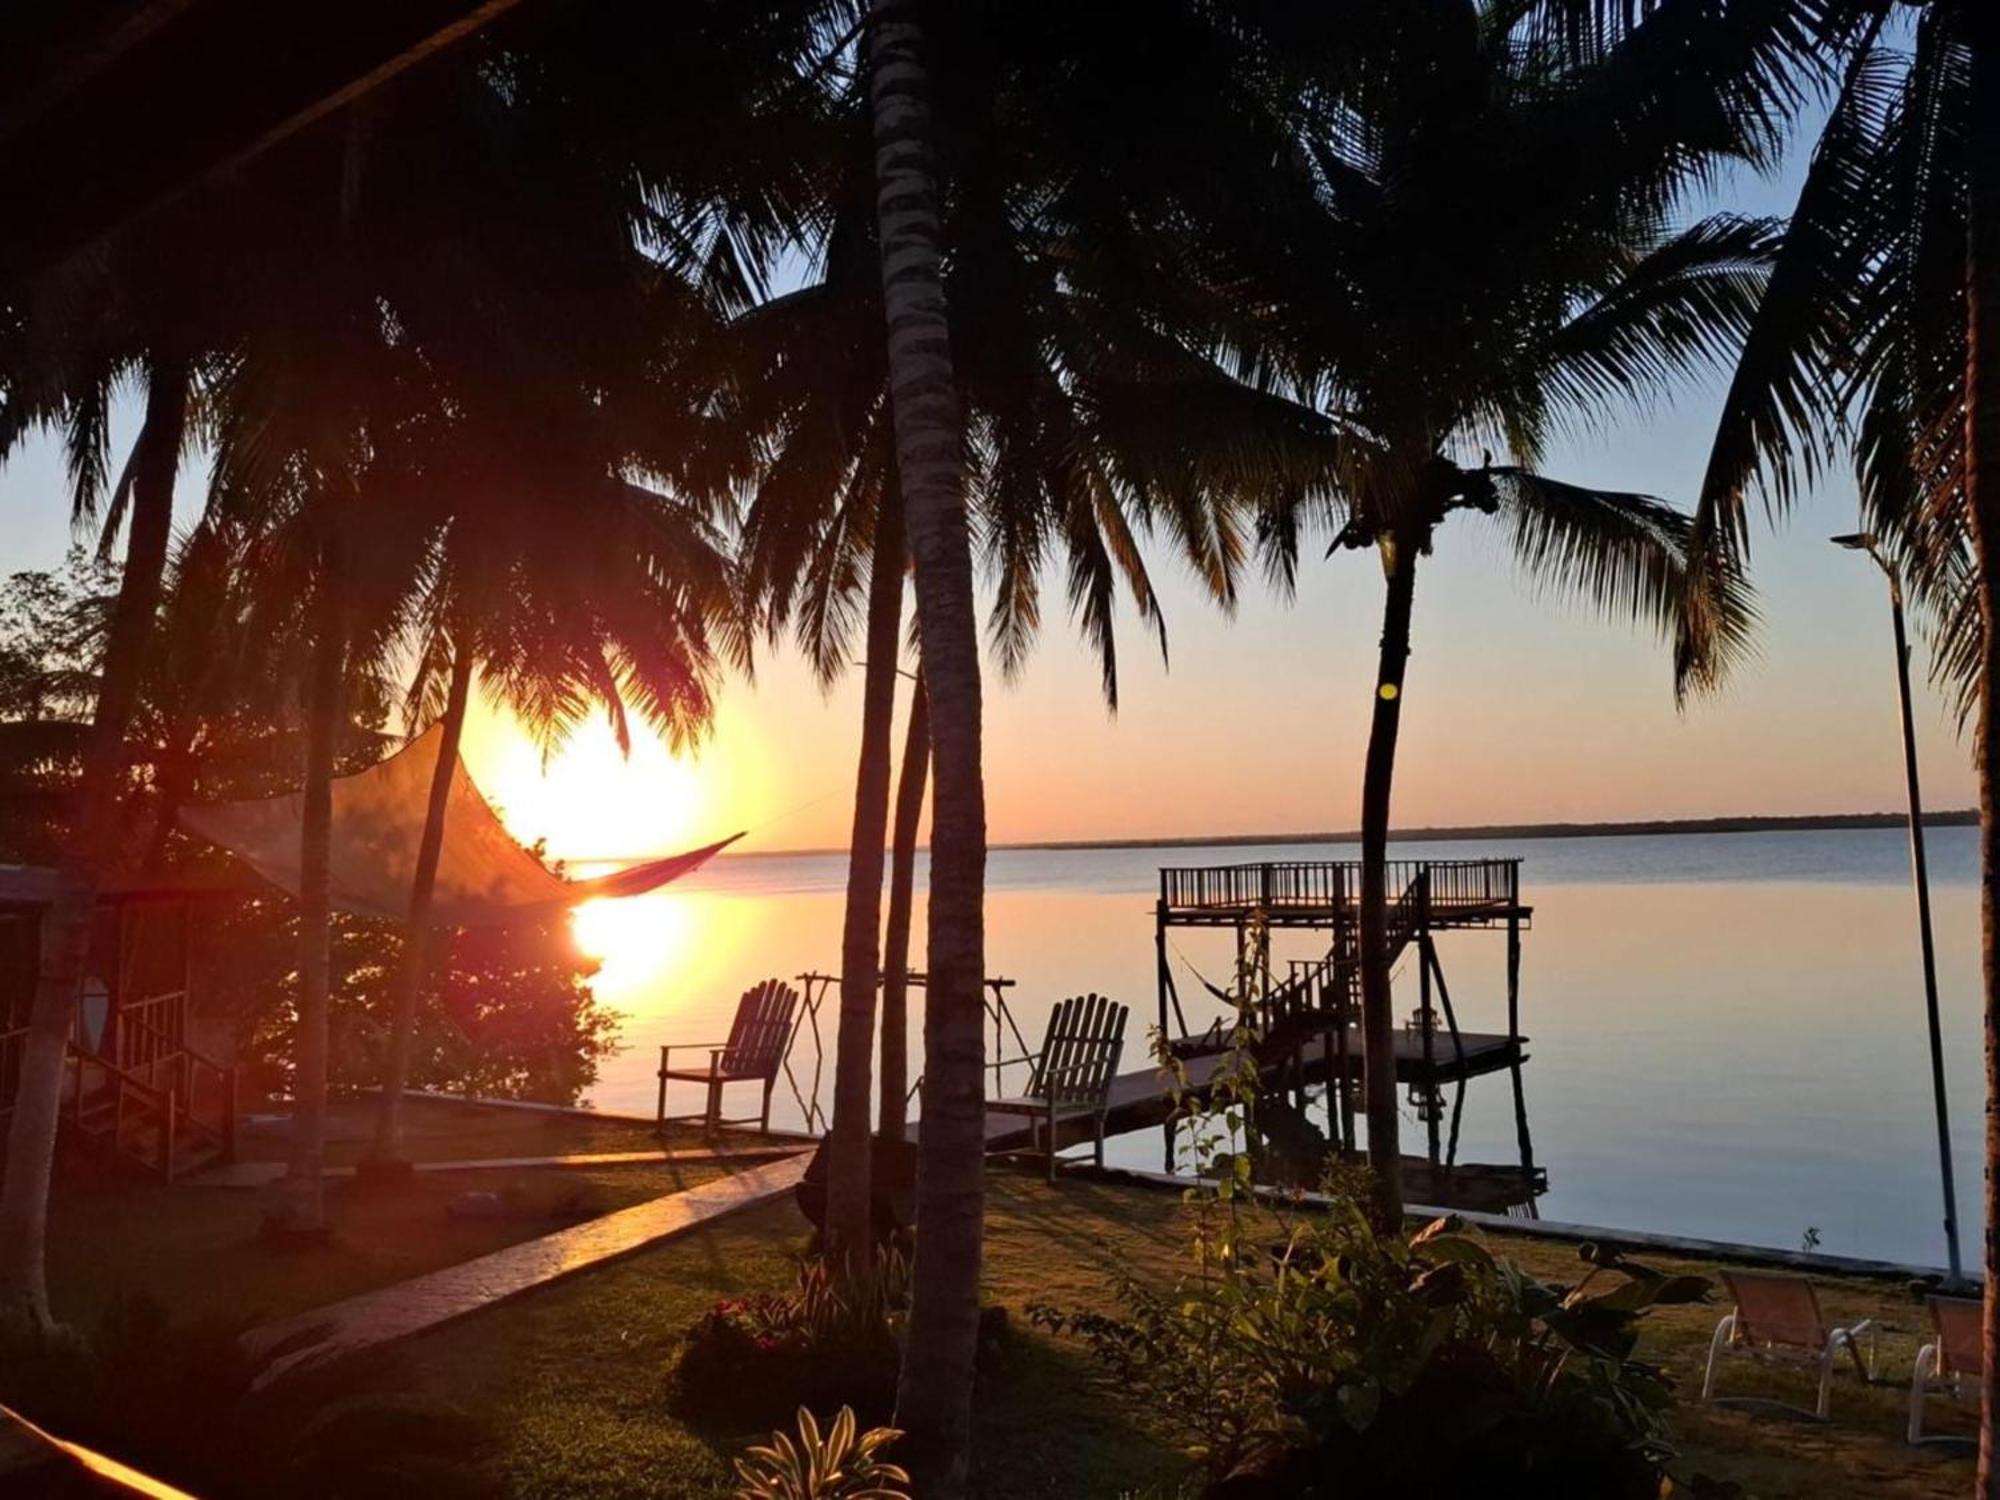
[{"xmin": 466, "ymin": 706, "xmax": 715, "ymax": 866}]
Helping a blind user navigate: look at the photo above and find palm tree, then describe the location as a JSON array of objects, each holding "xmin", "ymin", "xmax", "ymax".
[
  {"xmin": 1670, "ymin": 2, "xmax": 2000, "ymax": 1481},
  {"xmin": 866, "ymin": 2, "xmax": 986, "ymax": 1488},
  {"xmin": 0, "ymin": 354, "xmax": 191, "ymax": 1323},
  {"xmin": 733, "ymin": 0, "xmax": 1343, "ymax": 1251},
  {"xmin": 879, "ymin": 674, "xmax": 927, "ymax": 1141},
  {"xmin": 182, "ymin": 36, "xmax": 753, "ymax": 1190},
  {"xmin": 825, "ymin": 493, "xmax": 908, "ymax": 1257},
  {"xmin": 1203, "ymin": 3, "xmax": 1802, "ymax": 1223},
  {"xmin": 368, "ymin": 472, "xmax": 734, "ymax": 1168}
]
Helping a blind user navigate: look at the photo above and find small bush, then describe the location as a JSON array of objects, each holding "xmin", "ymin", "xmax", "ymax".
[{"xmin": 673, "ymin": 1251, "xmax": 905, "ymax": 1431}]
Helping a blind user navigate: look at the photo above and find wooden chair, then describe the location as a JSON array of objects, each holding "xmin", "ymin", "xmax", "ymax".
[
  {"xmin": 988, "ymin": 994, "xmax": 1128, "ymax": 1180},
  {"xmin": 1700, "ymin": 1269, "xmax": 1876, "ymax": 1420},
  {"xmin": 655, "ymin": 979, "xmax": 800, "ymax": 1135},
  {"xmin": 1908, "ymin": 1294, "xmax": 1981, "ymax": 1445}
]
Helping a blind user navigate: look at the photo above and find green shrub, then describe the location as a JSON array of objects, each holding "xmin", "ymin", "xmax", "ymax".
[
  {"xmin": 1035, "ymin": 1195, "xmax": 1708, "ymax": 1498},
  {"xmin": 673, "ymin": 1250, "xmax": 906, "ymax": 1431}
]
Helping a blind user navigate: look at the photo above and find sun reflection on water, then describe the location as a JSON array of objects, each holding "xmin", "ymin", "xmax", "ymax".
[
  {"xmin": 571, "ymin": 892, "xmax": 695, "ymax": 1000},
  {"xmin": 567, "ymin": 888, "xmax": 802, "ymax": 1045}
]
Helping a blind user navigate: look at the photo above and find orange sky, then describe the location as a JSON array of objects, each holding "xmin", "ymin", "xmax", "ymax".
[{"xmin": 458, "ymin": 486, "xmax": 1980, "ymax": 863}]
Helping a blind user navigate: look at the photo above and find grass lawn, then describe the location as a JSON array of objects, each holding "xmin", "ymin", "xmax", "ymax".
[
  {"xmin": 45, "ymin": 1095, "xmax": 776, "ymax": 1330},
  {"xmin": 361, "ymin": 1169, "xmax": 1975, "ymax": 1500}
]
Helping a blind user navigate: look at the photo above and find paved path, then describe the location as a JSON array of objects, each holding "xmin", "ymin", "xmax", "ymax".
[
  {"xmin": 245, "ymin": 1151, "xmax": 810, "ymax": 1383},
  {"xmin": 189, "ymin": 1143, "xmax": 800, "ymax": 1189}
]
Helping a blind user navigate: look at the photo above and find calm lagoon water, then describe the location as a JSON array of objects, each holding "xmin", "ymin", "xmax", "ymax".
[{"xmin": 573, "ymin": 825, "xmax": 1983, "ymax": 1270}]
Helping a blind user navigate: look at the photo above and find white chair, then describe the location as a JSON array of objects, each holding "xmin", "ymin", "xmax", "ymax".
[
  {"xmin": 1701, "ymin": 1269, "xmax": 1875, "ymax": 1420},
  {"xmin": 1909, "ymin": 1294, "xmax": 1981, "ymax": 1445}
]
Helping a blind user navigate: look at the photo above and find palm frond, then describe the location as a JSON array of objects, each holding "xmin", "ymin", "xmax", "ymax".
[{"xmin": 1495, "ymin": 468, "xmax": 1759, "ymax": 674}]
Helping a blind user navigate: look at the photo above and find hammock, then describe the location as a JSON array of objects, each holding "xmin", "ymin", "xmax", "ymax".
[{"xmin": 178, "ymin": 721, "xmax": 740, "ymax": 926}]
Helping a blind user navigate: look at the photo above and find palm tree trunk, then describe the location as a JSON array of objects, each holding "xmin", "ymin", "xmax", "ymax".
[
  {"xmin": 371, "ymin": 641, "xmax": 474, "ymax": 1166},
  {"xmin": 284, "ymin": 582, "xmax": 346, "ymax": 1233},
  {"xmin": 1358, "ymin": 535, "xmax": 1414, "ymax": 1231},
  {"xmin": 827, "ymin": 499, "xmax": 906, "ymax": 1261},
  {"xmin": 869, "ymin": 4, "xmax": 988, "ymax": 1491},
  {"xmin": 880, "ymin": 677, "xmax": 929, "ymax": 1143},
  {"xmin": 1966, "ymin": 18, "xmax": 2000, "ymax": 1495},
  {"xmin": 0, "ymin": 360, "xmax": 188, "ymax": 1328}
]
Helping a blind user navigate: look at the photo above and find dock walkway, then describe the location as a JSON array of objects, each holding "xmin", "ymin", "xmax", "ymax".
[
  {"xmin": 980, "ymin": 1028, "xmax": 1523, "ymax": 1153},
  {"xmin": 244, "ymin": 1151, "xmax": 810, "ymax": 1382}
]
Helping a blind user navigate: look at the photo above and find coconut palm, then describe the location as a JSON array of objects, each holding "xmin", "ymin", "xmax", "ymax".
[
  {"xmin": 1212, "ymin": 1, "xmax": 1797, "ymax": 1222},
  {"xmin": 369, "ymin": 469, "xmax": 736, "ymax": 1167},
  {"xmin": 879, "ymin": 674, "xmax": 927, "ymax": 1141},
  {"xmin": 0, "ymin": 356, "xmax": 191, "ymax": 1322},
  {"xmin": 732, "ymin": 0, "xmax": 1361, "ymax": 1263},
  {"xmin": 1669, "ymin": 1, "xmax": 2000, "ymax": 1480},
  {"xmin": 864, "ymin": 3, "xmax": 984, "ymax": 1486},
  {"xmin": 0, "ymin": 192, "xmax": 235, "ymax": 1317}
]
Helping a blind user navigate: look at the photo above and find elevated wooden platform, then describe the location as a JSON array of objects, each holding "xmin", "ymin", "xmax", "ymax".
[{"xmin": 1158, "ymin": 857, "xmax": 1531, "ymax": 930}]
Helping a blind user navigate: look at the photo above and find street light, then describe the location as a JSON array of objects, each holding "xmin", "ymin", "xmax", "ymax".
[{"xmin": 1832, "ymin": 531, "xmax": 1962, "ymax": 1281}]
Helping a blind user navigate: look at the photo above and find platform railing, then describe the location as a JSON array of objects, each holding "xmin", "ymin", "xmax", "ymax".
[{"xmin": 1160, "ymin": 858, "xmax": 1517, "ymax": 913}]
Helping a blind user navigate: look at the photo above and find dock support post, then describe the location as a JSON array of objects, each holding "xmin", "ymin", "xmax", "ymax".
[
  {"xmin": 1509, "ymin": 1057, "xmax": 1535, "ymax": 1178},
  {"xmin": 1155, "ymin": 885, "xmax": 1171, "ymax": 1046},
  {"xmin": 1321, "ymin": 1029, "xmax": 1341, "ymax": 1150},
  {"xmin": 1418, "ymin": 883, "xmax": 1437, "ymax": 1137},
  {"xmin": 1505, "ymin": 865, "xmax": 1521, "ymax": 1042}
]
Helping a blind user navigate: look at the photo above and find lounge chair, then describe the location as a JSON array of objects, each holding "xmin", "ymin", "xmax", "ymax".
[
  {"xmin": 1701, "ymin": 1269, "xmax": 1875, "ymax": 1420},
  {"xmin": 988, "ymin": 993, "xmax": 1128, "ymax": 1180},
  {"xmin": 1909, "ymin": 1294, "xmax": 1981, "ymax": 1445},
  {"xmin": 655, "ymin": 978, "xmax": 800, "ymax": 1135}
]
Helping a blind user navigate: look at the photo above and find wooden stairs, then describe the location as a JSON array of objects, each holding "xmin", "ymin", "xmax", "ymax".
[
  {"xmin": 1172, "ymin": 872, "xmax": 1431, "ymax": 1067},
  {"xmin": 2, "ymin": 1033, "xmax": 237, "ymax": 1182}
]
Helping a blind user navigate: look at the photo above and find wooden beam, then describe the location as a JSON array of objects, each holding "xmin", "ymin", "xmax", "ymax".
[{"xmin": 1, "ymin": 0, "xmax": 525, "ymax": 288}]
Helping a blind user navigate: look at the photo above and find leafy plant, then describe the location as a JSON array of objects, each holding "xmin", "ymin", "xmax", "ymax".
[
  {"xmin": 732, "ymin": 1406, "xmax": 911, "ymax": 1500},
  {"xmin": 674, "ymin": 1249, "xmax": 907, "ymax": 1430},
  {"xmin": 1038, "ymin": 1203, "xmax": 1707, "ymax": 1497},
  {"xmin": 1050, "ymin": 981, "xmax": 1710, "ymax": 1498}
]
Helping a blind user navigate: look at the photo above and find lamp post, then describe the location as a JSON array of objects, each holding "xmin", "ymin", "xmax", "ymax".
[{"xmin": 1832, "ymin": 532, "xmax": 1962, "ymax": 1281}]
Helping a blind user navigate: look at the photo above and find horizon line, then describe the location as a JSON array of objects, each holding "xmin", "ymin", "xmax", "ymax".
[{"xmin": 570, "ymin": 807, "xmax": 1979, "ymax": 864}]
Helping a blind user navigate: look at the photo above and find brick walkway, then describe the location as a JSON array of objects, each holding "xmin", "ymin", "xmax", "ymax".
[
  {"xmin": 245, "ymin": 1150, "xmax": 810, "ymax": 1383},
  {"xmin": 189, "ymin": 1142, "xmax": 800, "ymax": 1189}
]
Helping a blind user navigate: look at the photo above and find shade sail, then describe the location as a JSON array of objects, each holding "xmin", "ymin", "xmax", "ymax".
[{"xmin": 178, "ymin": 723, "xmax": 740, "ymax": 926}]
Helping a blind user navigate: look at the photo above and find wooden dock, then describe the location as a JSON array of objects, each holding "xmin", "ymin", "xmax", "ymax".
[{"xmin": 981, "ymin": 1027, "xmax": 1524, "ymax": 1153}]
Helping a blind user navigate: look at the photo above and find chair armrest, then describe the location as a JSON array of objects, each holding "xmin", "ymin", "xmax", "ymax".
[{"xmin": 659, "ymin": 1042, "xmax": 732, "ymax": 1073}]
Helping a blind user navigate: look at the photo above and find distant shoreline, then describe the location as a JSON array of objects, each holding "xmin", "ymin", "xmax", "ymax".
[{"xmin": 719, "ymin": 809, "xmax": 1979, "ymax": 861}]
